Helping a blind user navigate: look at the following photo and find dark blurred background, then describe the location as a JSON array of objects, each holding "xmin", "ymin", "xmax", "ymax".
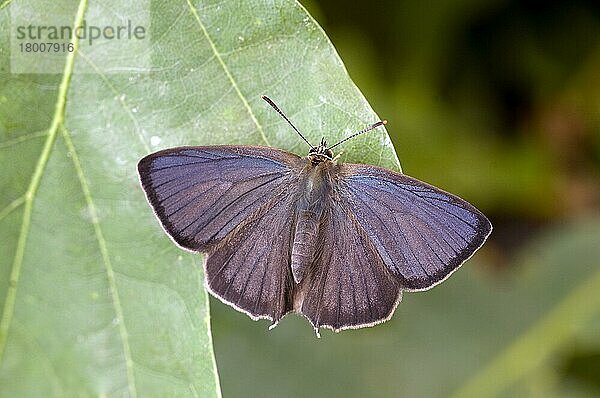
[{"xmin": 211, "ymin": 1, "xmax": 600, "ymax": 396}]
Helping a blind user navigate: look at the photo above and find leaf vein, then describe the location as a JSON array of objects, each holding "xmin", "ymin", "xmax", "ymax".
[
  {"xmin": 0, "ymin": 0, "xmax": 12, "ymax": 10},
  {"xmin": 185, "ymin": 0, "xmax": 270, "ymax": 146},
  {"xmin": 61, "ymin": 126, "xmax": 138, "ymax": 398},
  {"xmin": 0, "ymin": 196, "xmax": 25, "ymax": 224},
  {"xmin": 0, "ymin": 0, "xmax": 88, "ymax": 362},
  {"xmin": 0, "ymin": 130, "xmax": 48, "ymax": 150}
]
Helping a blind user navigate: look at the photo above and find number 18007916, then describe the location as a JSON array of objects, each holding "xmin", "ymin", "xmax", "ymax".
[{"xmin": 19, "ymin": 42, "xmax": 74, "ymax": 52}]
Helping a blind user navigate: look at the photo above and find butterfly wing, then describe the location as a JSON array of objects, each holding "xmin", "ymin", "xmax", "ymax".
[
  {"xmin": 339, "ymin": 164, "xmax": 492, "ymax": 291},
  {"xmin": 138, "ymin": 146, "xmax": 302, "ymax": 251},
  {"xmin": 298, "ymin": 163, "xmax": 491, "ymax": 331},
  {"xmin": 206, "ymin": 190, "xmax": 298, "ymax": 322},
  {"xmin": 138, "ymin": 146, "xmax": 304, "ymax": 321},
  {"xmin": 297, "ymin": 202, "xmax": 401, "ymax": 331}
]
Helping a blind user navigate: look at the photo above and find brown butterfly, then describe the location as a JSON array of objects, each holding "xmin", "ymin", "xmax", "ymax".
[{"xmin": 137, "ymin": 96, "xmax": 492, "ymax": 335}]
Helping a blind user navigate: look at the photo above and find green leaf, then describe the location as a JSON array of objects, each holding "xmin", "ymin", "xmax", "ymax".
[{"xmin": 0, "ymin": 0, "xmax": 398, "ymax": 396}]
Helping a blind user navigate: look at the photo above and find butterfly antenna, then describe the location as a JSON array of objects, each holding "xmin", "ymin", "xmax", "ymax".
[
  {"xmin": 262, "ymin": 95, "xmax": 314, "ymax": 149},
  {"xmin": 328, "ymin": 120, "xmax": 387, "ymax": 150}
]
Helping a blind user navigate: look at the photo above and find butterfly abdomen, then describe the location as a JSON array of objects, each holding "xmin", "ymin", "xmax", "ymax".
[
  {"xmin": 291, "ymin": 163, "xmax": 332, "ymax": 284},
  {"xmin": 291, "ymin": 209, "xmax": 320, "ymax": 283}
]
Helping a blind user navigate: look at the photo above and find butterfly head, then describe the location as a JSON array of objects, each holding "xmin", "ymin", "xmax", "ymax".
[
  {"xmin": 261, "ymin": 95, "xmax": 387, "ymax": 165},
  {"xmin": 309, "ymin": 138, "xmax": 334, "ymax": 163}
]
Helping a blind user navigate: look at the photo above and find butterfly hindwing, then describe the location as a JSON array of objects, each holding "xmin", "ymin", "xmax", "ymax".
[
  {"xmin": 205, "ymin": 190, "xmax": 297, "ymax": 322},
  {"xmin": 297, "ymin": 202, "xmax": 401, "ymax": 331},
  {"xmin": 339, "ymin": 164, "xmax": 492, "ymax": 290}
]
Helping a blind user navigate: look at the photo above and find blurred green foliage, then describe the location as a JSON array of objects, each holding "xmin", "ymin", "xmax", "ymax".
[{"xmin": 211, "ymin": 1, "xmax": 600, "ymax": 397}]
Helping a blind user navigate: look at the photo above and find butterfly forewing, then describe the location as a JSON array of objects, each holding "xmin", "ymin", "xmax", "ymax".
[
  {"xmin": 138, "ymin": 146, "xmax": 302, "ymax": 251},
  {"xmin": 339, "ymin": 164, "xmax": 492, "ymax": 290}
]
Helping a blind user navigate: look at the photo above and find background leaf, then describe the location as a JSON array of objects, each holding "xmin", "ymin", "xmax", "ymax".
[{"xmin": 0, "ymin": 0, "xmax": 397, "ymax": 396}]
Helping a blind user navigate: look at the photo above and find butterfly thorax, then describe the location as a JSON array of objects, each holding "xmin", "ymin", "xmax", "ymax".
[{"xmin": 290, "ymin": 161, "xmax": 333, "ymax": 284}]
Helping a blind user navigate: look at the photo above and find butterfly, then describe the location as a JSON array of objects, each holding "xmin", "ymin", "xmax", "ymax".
[{"xmin": 137, "ymin": 96, "xmax": 492, "ymax": 335}]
